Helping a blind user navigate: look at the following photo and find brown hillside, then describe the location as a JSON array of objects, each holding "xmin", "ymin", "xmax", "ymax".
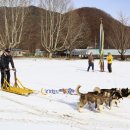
[
  {"xmin": 71, "ymin": 7, "xmax": 121, "ymax": 49},
  {"xmin": 22, "ymin": 6, "xmax": 42, "ymax": 52}
]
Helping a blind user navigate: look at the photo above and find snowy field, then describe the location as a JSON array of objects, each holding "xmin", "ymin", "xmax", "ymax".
[{"xmin": 0, "ymin": 58, "xmax": 130, "ymax": 130}]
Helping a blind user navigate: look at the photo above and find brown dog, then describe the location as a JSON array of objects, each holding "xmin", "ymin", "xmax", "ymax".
[
  {"xmin": 76, "ymin": 85, "xmax": 110, "ymax": 112},
  {"xmin": 93, "ymin": 87, "xmax": 123, "ymax": 107}
]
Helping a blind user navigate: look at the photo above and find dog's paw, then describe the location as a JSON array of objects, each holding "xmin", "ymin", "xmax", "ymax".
[
  {"xmin": 78, "ymin": 108, "xmax": 82, "ymax": 113},
  {"xmin": 109, "ymin": 107, "xmax": 112, "ymax": 110},
  {"xmin": 95, "ymin": 109, "xmax": 101, "ymax": 113}
]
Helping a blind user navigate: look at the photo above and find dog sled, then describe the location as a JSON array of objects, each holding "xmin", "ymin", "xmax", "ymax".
[{"xmin": 2, "ymin": 69, "xmax": 34, "ymax": 96}]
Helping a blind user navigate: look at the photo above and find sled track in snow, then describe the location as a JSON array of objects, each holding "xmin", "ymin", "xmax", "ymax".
[{"xmin": 0, "ymin": 92, "xmax": 88, "ymax": 130}]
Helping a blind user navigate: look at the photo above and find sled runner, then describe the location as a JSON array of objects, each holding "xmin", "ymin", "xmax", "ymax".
[{"xmin": 2, "ymin": 70, "xmax": 34, "ymax": 96}]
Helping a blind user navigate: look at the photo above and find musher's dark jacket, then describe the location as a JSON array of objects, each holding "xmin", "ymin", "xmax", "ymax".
[{"xmin": 1, "ymin": 54, "xmax": 15, "ymax": 70}]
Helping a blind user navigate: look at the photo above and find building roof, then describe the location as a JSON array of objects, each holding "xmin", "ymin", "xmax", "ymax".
[
  {"xmin": 71, "ymin": 49, "xmax": 130, "ymax": 56},
  {"xmin": 11, "ymin": 48, "xmax": 22, "ymax": 51}
]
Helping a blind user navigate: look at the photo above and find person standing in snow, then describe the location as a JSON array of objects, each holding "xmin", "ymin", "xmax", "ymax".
[
  {"xmin": 106, "ymin": 52, "xmax": 113, "ymax": 73},
  {"xmin": 0, "ymin": 48, "xmax": 16, "ymax": 89},
  {"xmin": 87, "ymin": 52, "xmax": 94, "ymax": 71}
]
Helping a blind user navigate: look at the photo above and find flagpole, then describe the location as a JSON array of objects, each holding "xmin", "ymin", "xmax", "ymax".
[{"xmin": 99, "ymin": 18, "xmax": 104, "ymax": 72}]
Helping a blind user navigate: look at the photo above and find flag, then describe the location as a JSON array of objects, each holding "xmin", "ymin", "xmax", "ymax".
[
  {"xmin": 99, "ymin": 22, "xmax": 104, "ymax": 57},
  {"xmin": 99, "ymin": 21, "xmax": 104, "ymax": 72}
]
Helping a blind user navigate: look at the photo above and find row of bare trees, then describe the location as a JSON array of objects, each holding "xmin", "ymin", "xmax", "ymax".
[
  {"xmin": 0, "ymin": 0, "xmax": 129, "ymax": 59},
  {"xmin": 0, "ymin": 0, "xmax": 91, "ymax": 58},
  {"xmin": 40, "ymin": 0, "xmax": 91, "ymax": 58},
  {"xmin": 108, "ymin": 12, "xmax": 130, "ymax": 60}
]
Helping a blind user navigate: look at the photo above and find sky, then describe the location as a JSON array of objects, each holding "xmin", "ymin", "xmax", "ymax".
[
  {"xmin": 72, "ymin": 0, "xmax": 130, "ymax": 19},
  {"xmin": 32, "ymin": 0, "xmax": 130, "ymax": 22}
]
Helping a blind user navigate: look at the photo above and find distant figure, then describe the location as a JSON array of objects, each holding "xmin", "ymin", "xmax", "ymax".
[
  {"xmin": 106, "ymin": 52, "xmax": 113, "ymax": 73},
  {"xmin": 87, "ymin": 52, "xmax": 94, "ymax": 71}
]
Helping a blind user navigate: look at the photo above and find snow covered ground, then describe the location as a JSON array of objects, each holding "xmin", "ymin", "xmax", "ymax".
[{"xmin": 0, "ymin": 58, "xmax": 130, "ymax": 130}]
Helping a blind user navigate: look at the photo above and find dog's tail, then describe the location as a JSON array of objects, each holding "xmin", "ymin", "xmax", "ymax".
[
  {"xmin": 93, "ymin": 86, "xmax": 101, "ymax": 93},
  {"xmin": 76, "ymin": 85, "xmax": 81, "ymax": 95}
]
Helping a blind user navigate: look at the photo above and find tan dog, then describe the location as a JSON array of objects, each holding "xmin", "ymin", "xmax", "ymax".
[{"xmin": 76, "ymin": 85, "xmax": 110, "ymax": 112}]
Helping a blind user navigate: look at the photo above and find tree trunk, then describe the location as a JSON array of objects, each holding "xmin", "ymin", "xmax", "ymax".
[
  {"xmin": 120, "ymin": 54, "xmax": 125, "ymax": 60},
  {"xmin": 66, "ymin": 50, "xmax": 71, "ymax": 59},
  {"xmin": 49, "ymin": 52, "xmax": 53, "ymax": 58}
]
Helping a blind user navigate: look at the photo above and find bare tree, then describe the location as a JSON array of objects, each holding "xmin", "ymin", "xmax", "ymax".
[
  {"xmin": 108, "ymin": 12, "xmax": 130, "ymax": 60},
  {"xmin": 40, "ymin": 0, "xmax": 74, "ymax": 58},
  {"xmin": 64, "ymin": 14, "xmax": 91, "ymax": 58},
  {"xmin": 0, "ymin": 0, "xmax": 31, "ymax": 49},
  {"xmin": 80, "ymin": 17, "xmax": 91, "ymax": 48}
]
